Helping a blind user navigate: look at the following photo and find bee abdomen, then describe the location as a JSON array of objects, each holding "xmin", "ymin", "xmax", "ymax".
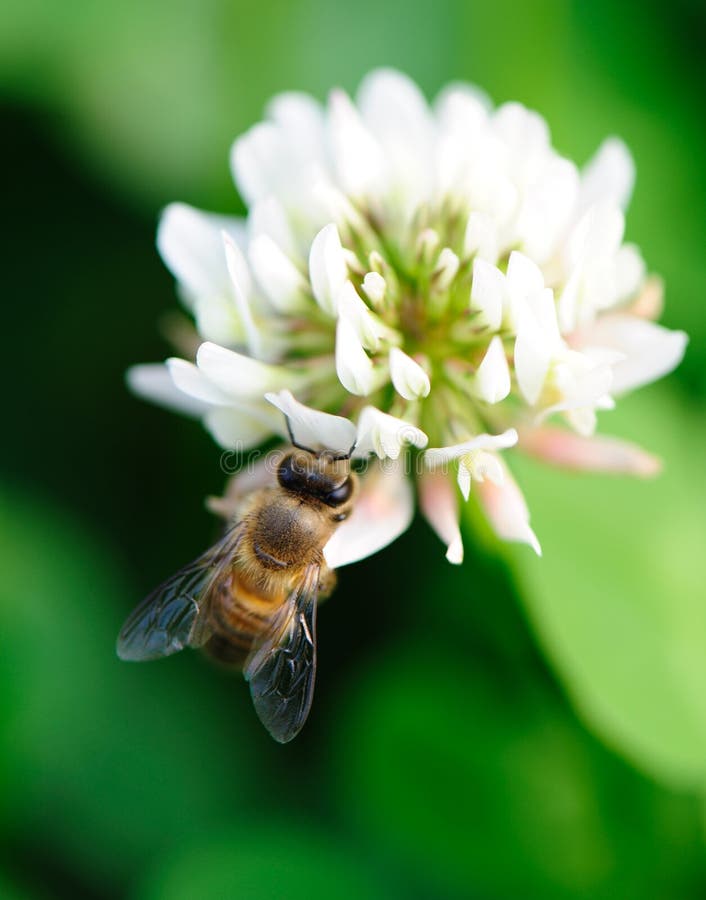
[
  {"xmin": 203, "ymin": 633, "xmax": 251, "ymax": 667},
  {"xmin": 205, "ymin": 572, "xmax": 284, "ymax": 669}
]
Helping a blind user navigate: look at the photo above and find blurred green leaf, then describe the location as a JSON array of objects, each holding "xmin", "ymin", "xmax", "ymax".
[
  {"xmin": 0, "ymin": 0, "xmax": 464, "ymax": 211},
  {"xmin": 0, "ymin": 872, "xmax": 42, "ymax": 900},
  {"xmin": 3, "ymin": 1, "xmax": 706, "ymax": 897},
  {"xmin": 0, "ymin": 485, "xmax": 268, "ymax": 885},
  {"xmin": 135, "ymin": 825, "xmax": 398, "ymax": 900},
  {"xmin": 331, "ymin": 643, "xmax": 701, "ymax": 899},
  {"xmin": 500, "ymin": 386, "xmax": 706, "ymax": 787}
]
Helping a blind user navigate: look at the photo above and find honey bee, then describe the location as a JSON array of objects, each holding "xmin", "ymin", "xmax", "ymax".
[{"xmin": 117, "ymin": 440, "xmax": 357, "ymax": 743}]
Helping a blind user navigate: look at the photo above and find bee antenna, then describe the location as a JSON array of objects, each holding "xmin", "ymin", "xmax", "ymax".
[
  {"xmin": 326, "ymin": 442, "xmax": 354, "ymax": 462},
  {"xmin": 283, "ymin": 413, "xmax": 356, "ymax": 460},
  {"xmin": 284, "ymin": 415, "xmax": 317, "ymax": 455}
]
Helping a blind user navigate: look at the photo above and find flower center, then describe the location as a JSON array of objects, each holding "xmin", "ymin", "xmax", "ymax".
[{"xmin": 333, "ymin": 205, "xmax": 516, "ymax": 447}]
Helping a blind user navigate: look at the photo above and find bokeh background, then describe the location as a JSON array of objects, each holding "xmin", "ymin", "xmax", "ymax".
[{"xmin": 3, "ymin": 0, "xmax": 706, "ymax": 897}]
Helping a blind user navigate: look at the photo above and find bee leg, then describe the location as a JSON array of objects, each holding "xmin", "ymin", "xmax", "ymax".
[{"xmin": 317, "ymin": 565, "xmax": 337, "ymax": 604}]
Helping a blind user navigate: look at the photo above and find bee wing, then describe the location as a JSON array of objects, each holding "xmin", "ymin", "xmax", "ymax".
[
  {"xmin": 117, "ymin": 523, "xmax": 245, "ymax": 662},
  {"xmin": 244, "ymin": 563, "xmax": 320, "ymax": 744}
]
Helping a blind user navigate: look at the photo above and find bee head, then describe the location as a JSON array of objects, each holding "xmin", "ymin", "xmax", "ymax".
[{"xmin": 277, "ymin": 449, "xmax": 353, "ymax": 507}]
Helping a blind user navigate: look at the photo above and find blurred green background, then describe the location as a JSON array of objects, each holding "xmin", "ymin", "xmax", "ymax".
[{"xmin": 2, "ymin": 0, "xmax": 706, "ymax": 897}]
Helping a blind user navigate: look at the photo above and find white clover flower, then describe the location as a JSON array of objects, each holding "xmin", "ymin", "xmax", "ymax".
[{"xmin": 130, "ymin": 69, "xmax": 688, "ymax": 564}]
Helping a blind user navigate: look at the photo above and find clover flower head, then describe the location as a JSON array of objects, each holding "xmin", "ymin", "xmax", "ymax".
[{"xmin": 130, "ymin": 69, "xmax": 687, "ymax": 564}]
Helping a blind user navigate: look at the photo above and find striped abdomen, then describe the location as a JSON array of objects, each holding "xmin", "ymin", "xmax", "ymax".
[{"xmin": 204, "ymin": 564, "xmax": 290, "ymax": 668}]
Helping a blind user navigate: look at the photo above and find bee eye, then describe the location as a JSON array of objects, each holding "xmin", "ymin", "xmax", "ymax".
[
  {"xmin": 325, "ymin": 478, "xmax": 352, "ymax": 507},
  {"xmin": 277, "ymin": 455, "xmax": 301, "ymax": 490}
]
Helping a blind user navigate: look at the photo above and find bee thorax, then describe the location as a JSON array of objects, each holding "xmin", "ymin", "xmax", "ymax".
[{"xmin": 250, "ymin": 499, "xmax": 324, "ymax": 570}]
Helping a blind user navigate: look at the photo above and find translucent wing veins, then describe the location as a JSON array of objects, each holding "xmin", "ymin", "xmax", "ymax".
[
  {"xmin": 116, "ymin": 524, "xmax": 244, "ymax": 662},
  {"xmin": 245, "ymin": 564, "xmax": 320, "ymax": 744}
]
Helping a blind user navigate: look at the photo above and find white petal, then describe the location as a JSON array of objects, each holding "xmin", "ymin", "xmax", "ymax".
[
  {"xmin": 576, "ymin": 315, "xmax": 688, "ymax": 394},
  {"xmin": 457, "ymin": 449, "xmax": 505, "ymax": 497},
  {"xmin": 222, "ymin": 232, "xmax": 270, "ymax": 360},
  {"xmin": 568, "ymin": 202, "xmax": 625, "ymax": 264},
  {"xmin": 514, "ymin": 316, "xmax": 553, "ymax": 406},
  {"xmin": 223, "ymin": 230, "xmax": 254, "ymax": 292},
  {"xmin": 475, "ymin": 460, "xmax": 541, "ymax": 556},
  {"xmin": 433, "ymin": 248, "xmax": 460, "ymax": 290},
  {"xmin": 457, "ymin": 464, "xmax": 472, "ymax": 502},
  {"xmin": 167, "ymin": 358, "xmax": 232, "ymax": 405},
  {"xmin": 557, "ymin": 270, "xmax": 581, "ymax": 334},
  {"xmin": 389, "ymin": 347, "xmax": 430, "ymax": 400},
  {"xmin": 357, "ymin": 68, "xmax": 432, "ymax": 150},
  {"xmin": 362, "ymin": 271, "xmax": 386, "ymax": 305},
  {"xmin": 470, "ymin": 258, "xmax": 504, "ymax": 331},
  {"xmin": 327, "ymin": 88, "xmax": 386, "ymax": 200},
  {"xmin": 354, "ymin": 406, "xmax": 428, "ymax": 460},
  {"xmin": 248, "ymin": 234, "xmax": 310, "ymax": 314},
  {"xmin": 248, "ymin": 195, "xmax": 297, "ymax": 258},
  {"xmin": 538, "ymin": 352, "xmax": 614, "ymax": 422},
  {"xmin": 335, "ymin": 316, "xmax": 375, "ymax": 395},
  {"xmin": 204, "ymin": 404, "xmax": 281, "ymax": 450},
  {"xmin": 516, "ymin": 158, "xmax": 580, "ymax": 263},
  {"xmin": 506, "ymin": 250, "xmax": 545, "ymax": 298},
  {"xmin": 157, "ymin": 203, "xmax": 244, "ymax": 302},
  {"xmin": 230, "ymin": 122, "xmax": 282, "ymax": 207},
  {"xmin": 193, "ymin": 294, "xmax": 244, "ymax": 346},
  {"xmin": 265, "ymin": 91, "xmax": 328, "ymax": 170},
  {"xmin": 519, "ymin": 427, "xmax": 661, "ymax": 477},
  {"xmin": 126, "ymin": 364, "xmax": 208, "ymax": 417},
  {"xmin": 309, "ymin": 223, "xmax": 348, "ymax": 316},
  {"xmin": 464, "ymin": 211, "xmax": 499, "ymax": 264},
  {"xmin": 435, "ymin": 82, "xmax": 491, "ymax": 125},
  {"xmin": 265, "ymin": 389, "xmax": 357, "ymax": 455},
  {"xmin": 493, "ymin": 102, "xmax": 550, "ymax": 163},
  {"xmin": 614, "ymin": 244, "xmax": 646, "ymax": 300},
  {"xmin": 580, "ymin": 137, "xmax": 635, "ymax": 212},
  {"xmin": 323, "ymin": 459, "xmax": 413, "ymax": 568},
  {"xmin": 533, "ymin": 287, "xmax": 563, "ymax": 345},
  {"xmin": 337, "ymin": 281, "xmax": 383, "ymax": 351},
  {"xmin": 474, "ymin": 336, "xmax": 511, "ymax": 403},
  {"xmin": 357, "ymin": 68, "xmax": 434, "ymax": 212},
  {"xmin": 513, "ymin": 283, "xmax": 562, "ymax": 406},
  {"xmin": 425, "ymin": 428, "xmax": 518, "ymax": 466},
  {"xmin": 468, "ymin": 450, "xmax": 504, "ymax": 485},
  {"xmin": 196, "ymin": 342, "xmax": 294, "ymax": 400},
  {"xmin": 418, "ymin": 470, "xmax": 463, "ymax": 564},
  {"xmin": 311, "ymin": 180, "xmax": 367, "ymax": 232},
  {"xmin": 434, "ymin": 88, "xmax": 495, "ymax": 200}
]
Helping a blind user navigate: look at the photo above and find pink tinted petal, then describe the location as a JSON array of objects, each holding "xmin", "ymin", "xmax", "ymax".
[
  {"xmin": 323, "ymin": 459, "xmax": 413, "ymax": 568},
  {"xmin": 625, "ymin": 275, "xmax": 664, "ymax": 321},
  {"xmin": 520, "ymin": 427, "xmax": 661, "ymax": 477},
  {"xmin": 418, "ymin": 470, "xmax": 463, "ymax": 564},
  {"xmin": 475, "ymin": 461, "xmax": 541, "ymax": 556}
]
